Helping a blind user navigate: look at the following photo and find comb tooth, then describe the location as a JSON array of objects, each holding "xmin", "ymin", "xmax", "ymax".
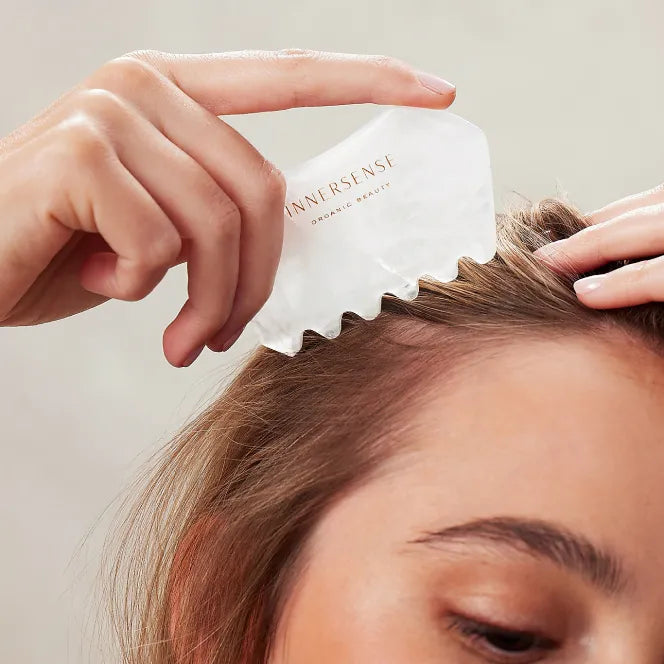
[
  {"xmin": 293, "ymin": 331, "xmax": 305, "ymax": 355},
  {"xmin": 360, "ymin": 296, "xmax": 384, "ymax": 321},
  {"xmin": 321, "ymin": 319, "xmax": 342, "ymax": 339},
  {"xmin": 390, "ymin": 279, "xmax": 420, "ymax": 302},
  {"xmin": 254, "ymin": 246, "xmax": 498, "ymax": 355},
  {"xmin": 247, "ymin": 105, "xmax": 496, "ymax": 357}
]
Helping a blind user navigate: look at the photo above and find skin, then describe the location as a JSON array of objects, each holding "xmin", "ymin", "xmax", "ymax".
[
  {"xmin": 535, "ymin": 181, "xmax": 664, "ymax": 305},
  {"xmin": 0, "ymin": 47, "xmax": 662, "ymax": 365},
  {"xmin": 3, "ymin": 43, "xmax": 664, "ymax": 662},
  {"xmin": 270, "ymin": 334, "xmax": 664, "ymax": 663},
  {"xmin": 0, "ymin": 48, "xmax": 455, "ymax": 367}
]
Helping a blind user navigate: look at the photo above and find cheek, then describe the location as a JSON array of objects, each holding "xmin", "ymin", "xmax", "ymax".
[
  {"xmin": 269, "ymin": 552, "xmax": 442, "ymax": 664},
  {"xmin": 266, "ymin": 484, "xmax": 424, "ymax": 662}
]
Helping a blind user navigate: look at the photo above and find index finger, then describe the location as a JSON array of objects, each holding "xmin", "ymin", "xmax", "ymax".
[
  {"xmin": 586, "ymin": 181, "xmax": 664, "ymax": 225},
  {"xmin": 123, "ymin": 48, "xmax": 456, "ymax": 115}
]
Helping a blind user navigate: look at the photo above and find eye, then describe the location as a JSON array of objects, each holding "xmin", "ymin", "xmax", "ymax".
[{"xmin": 447, "ymin": 614, "xmax": 559, "ymax": 663}]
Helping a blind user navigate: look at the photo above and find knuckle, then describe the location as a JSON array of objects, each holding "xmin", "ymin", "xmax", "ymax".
[
  {"xmin": 94, "ymin": 54, "xmax": 159, "ymax": 92},
  {"xmin": 72, "ymin": 88, "xmax": 125, "ymax": 126},
  {"xmin": 261, "ymin": 160, "xmax": 287, "ymax": 203},
  {"xmin": 369, "ymin": 53, "xmax": 413, "ymax": 80},
  {"xmin": 273, "ymin": 48, "xmax": 320, "ymax": 69},
  {"xmin": 121, "ymin": 49, "xmax": 165, "ymax": 64},
  {"xmin": 146, "ymin": 228, "xmax": 182, "ymax": 268},
  {"xmin": 207, "ymin": 190, "xmax": 241, "ymax": 239},
  {"xmin": 58, "ymin": 116, "xmax": 111, "ymax": 166},
  {"xmin": 371, "ymin": 53, "xmax": 399, "ymax": 68}
]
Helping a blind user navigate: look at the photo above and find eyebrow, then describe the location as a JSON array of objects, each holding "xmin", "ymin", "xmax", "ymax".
[{"xmin": 410, "ymin": 516, "xmax": 628, "ymax": 595}]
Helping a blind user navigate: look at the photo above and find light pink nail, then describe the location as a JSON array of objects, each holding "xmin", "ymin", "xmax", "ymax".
[
  {"xmin": 222, "ymin": 326, "xmax": 245, "ymax": 352},
  {"xmin": 574, "ymin": 275, "xmax": 606, "ymax": 295},
  {"xmin": 181, "ymin": 344, "xmax": 204, "ymax": 367},
  {"xmin": 416, "ymin": 71, "xmax": 456, "ymax": 96}
]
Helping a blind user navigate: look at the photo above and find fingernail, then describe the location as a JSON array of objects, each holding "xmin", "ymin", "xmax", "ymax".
[
  {"xmin": 416, "ymin": 71, "xmax": 456, "ymax": 96},
  {"xmin": 221, "ymin": 326, "xmax": 245, "ymax": 352},
  {"xmin": 534, "ymin": 239, "xmax": 567, "ymax": 259},
  {"xmin": 181, "ymin": 344, "xmax": 204, "ymax": 367},
  {"xmin": 574, "ymin": 275, "xmax": 606, "ymax": 295}
]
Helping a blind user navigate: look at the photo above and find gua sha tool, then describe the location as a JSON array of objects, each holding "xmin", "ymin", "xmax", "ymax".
[{"xmin": 248, "ymin": 105, "xmax": 497, "ymax": 356}]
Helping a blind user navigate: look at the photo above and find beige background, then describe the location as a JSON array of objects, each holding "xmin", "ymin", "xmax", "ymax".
[{"xmin": 0, "ymin": 1, "xmax": 662, "ymax": 661}]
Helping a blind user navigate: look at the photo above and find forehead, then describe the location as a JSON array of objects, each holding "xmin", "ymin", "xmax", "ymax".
[
  {"xmin": 304, "ymin": 333, "xmax": 664, "ymax": 566},
  {"xmin": 272, "ymin": 337, "xmax": 664, "ymax": 661},
  {"xmin": 396, "ymin": 334, "xmax": 664, "ymax": 563},
  {"xmin": 411, "ymin": 333, "xmax": 664, "ymax": 456}
]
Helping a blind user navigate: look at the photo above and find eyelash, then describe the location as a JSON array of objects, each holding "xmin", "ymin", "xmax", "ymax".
[{"xmin": 446, "ymin": 614, "xmax": 559, "ymax": 663}]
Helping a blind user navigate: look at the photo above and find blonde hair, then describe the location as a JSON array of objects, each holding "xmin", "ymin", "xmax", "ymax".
[{"xmin": 101, "ymin": 198, "xmax": 664, "ymax": 663}]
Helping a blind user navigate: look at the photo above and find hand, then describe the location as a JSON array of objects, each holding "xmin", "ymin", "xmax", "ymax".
[
  {"xmin": 534, "ymin": 183, "xmax": 664, "ymax": 308},
  {"xmin": 0, "ymin": 49, "xmax": 456, "ymax": 367}
]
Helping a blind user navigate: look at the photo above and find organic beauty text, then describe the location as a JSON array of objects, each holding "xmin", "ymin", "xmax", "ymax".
[{"xmin": 284, "ymin": 154, "xmax": 396, "ymax": 225}]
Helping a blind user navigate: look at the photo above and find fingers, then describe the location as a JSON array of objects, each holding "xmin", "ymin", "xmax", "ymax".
[
  {"xmin": 586, "ymin": 182, "xmax": 664, "ymax": 225},
  {"xmin": 1, "ymin": 48, "xmax": 455, "ymax": 365},
  {"xmin": 533, "ymin": 183, "xmax": 664, "ymax": 310},
  {"xmin": 572, "ymin": 256, "xmax": 664, "ymax": 308},
  {"xmin": 6, "ymin": 49, "xmax": 454, "ymax": 154},
  {"xmin": 44, "ymin": 112, "xmax": 182, "ymax": 302},
  {"xmin": 202, "ymin": 159, "xmax": 285, "ymax": 353},
  {"xmin": 77, "ymin": 159, "xmax": 180, "ymax": 303},
  {"xmin": 45, "ymin": 88, "xmax": 247, "ymax": 366},
  {"xmin": 77, "ymin": 48, "xmax": 452, "ymax": 364},
  {"xmin": 116, "ymin": 48, "xmax": 456, "ymax": 115},
  {"xmin": 534, "ymin": 204, "xmax": 664, "ymax": 274},
  {"xmin": 0, "ymin": 134, "xmax": 76, "ymax": 319},
  {"xmin": 76, "ymin": 90, "xmax": 244, "ymax": 367},
  {"xmin": 86, "ymin": 57, "xmax": 286, "ymax": 353}
]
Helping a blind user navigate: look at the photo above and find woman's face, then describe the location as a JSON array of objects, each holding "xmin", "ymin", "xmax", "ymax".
[{"xmin": 270, "ymin": 335, "xmax": 664, "ymax": 663}]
